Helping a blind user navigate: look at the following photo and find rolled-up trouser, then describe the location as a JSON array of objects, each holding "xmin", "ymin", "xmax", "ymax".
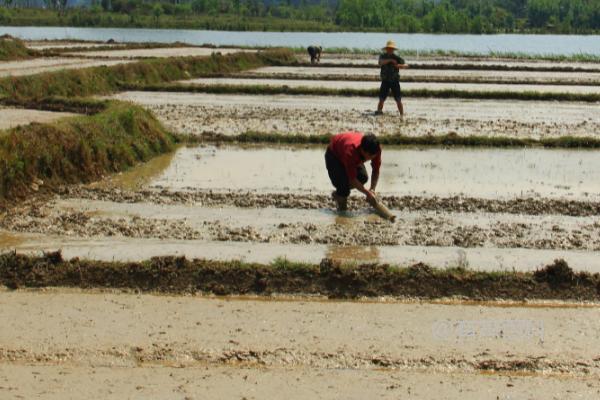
[{"xmin": 325, "ymin": 148, "xmax": 368, "ymax": 197}]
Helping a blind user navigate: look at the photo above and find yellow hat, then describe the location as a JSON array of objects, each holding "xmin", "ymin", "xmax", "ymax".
[{"xmin": 383, "ymin": 40, "xmax": 397, "ymax": 50}]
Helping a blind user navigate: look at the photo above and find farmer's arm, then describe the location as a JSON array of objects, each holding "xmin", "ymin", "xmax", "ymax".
[
  {"xmin": 370, "ymin": 169, "xmax": 379, "ymax": 192},
  {"xmin": 378, "ymin": 55, "xmax": 397, "ymax": 66},
  {"xmin": 350, "ymin": 177, "xmax": 376, "ymax": 202}
]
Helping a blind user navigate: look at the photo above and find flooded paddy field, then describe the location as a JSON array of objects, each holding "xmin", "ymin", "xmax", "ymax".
[
  {"xmin": 183, "ymin": 76, "xmax": 600, "ymax": 95},
  {"xmin": 114, "ymin": 91, "xmax": 600, "ymax": 139},
  {"xmin": 246, "ymin": 66, "xmax": 600, "ymax": 85},
  {"xmin": 4, "ymin": 145, "xmax": 600, "ymax": 272},
  {"xmin": 3, "ymin": 45, "xmax": 600, "ymax": 396},
  {"xmin": 320, "ymin": 53, "xmax": 600, "ymax": 71}
]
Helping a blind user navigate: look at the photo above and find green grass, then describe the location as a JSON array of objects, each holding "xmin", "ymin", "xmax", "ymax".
[
  {"xmin": 193, "ymin": 131, "xmax": 600, "ymax": 149},
  {"xmin": 123, "ymin": 82, "xmax": 600, "ymax": 103},
  {"xmin": 0, "ymin": 101, "xmax": 175, "ymax": 200},
  {"xmin": 0, "ymin": 48, "xmax": 295, "ymax": 100}
]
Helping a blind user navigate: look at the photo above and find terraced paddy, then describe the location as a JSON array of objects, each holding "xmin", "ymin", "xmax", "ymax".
[{"xmin": 1, "ymin": 42, "xmax": 600, "ymax": 398}]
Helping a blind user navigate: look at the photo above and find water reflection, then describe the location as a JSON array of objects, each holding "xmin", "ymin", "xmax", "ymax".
[
  {"xmin": 94, "ymin": 150, "xmax": 177, "ymax": 190},
  {"xmin": 0, "ymin": 232, "xmax": 25, "ymax": 248},
  {"xmin": 326, "ymin": 245, "xmax": 380, "ymax": 263}
]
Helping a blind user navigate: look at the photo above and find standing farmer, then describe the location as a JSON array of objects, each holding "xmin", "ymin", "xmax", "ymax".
[
  {"xmin": 325, "ymin": 131, "xmax": 381, "ymax": 211},
  {"xmin": 376, "ymin": 40, "xmax": 409, "ymax": 117}
]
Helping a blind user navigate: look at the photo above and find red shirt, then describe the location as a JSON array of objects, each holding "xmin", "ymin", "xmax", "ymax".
[{"xmin": 328, "ymin": 132, "xmax": 381, "ymax": 180}]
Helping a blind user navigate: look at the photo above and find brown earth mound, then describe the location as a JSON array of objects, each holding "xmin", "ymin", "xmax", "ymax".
[{"xmin": 1, "ymin": 252, "xmax": 598, "ymax": 301}]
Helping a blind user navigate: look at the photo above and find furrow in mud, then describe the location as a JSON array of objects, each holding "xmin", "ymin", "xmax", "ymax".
[
  {"xmin": 0, "ymin": 346, "xmax": 597, "ymax": 376},
  {"xmin": 123, "ymin": 96, "xmax": 599, "ymax": 139},
  {"xmin": 58, "ymin": 186, "xmax": 600, "ymax": 217},
  {"xmin": 3, "ymin": 198, "xmax": 600, "ymax": 250}
]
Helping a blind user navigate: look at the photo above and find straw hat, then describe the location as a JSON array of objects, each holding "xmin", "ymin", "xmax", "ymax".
[{"xmin": 383, "ymin": 40, "xmax": 397, "ymax": 50}]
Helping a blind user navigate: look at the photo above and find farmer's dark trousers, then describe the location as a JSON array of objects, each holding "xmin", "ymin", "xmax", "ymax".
[{"xmin": 325, "ymin": 148, "xmax": 368, "ymax": 197}]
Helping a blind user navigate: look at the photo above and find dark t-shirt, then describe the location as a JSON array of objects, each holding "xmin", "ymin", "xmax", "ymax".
[
  {"xmin": 379, "ymin": 52, "xmax": 405, "ymax": 82},
  {"xmin": 307, "ymin": 46, "xmax": 320, "ymax": 57}
]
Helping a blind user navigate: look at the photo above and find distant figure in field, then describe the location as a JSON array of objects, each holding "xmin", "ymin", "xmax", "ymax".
[
  {"xmin": 307, "ymin": 45, "xmax": 322, "ymax": 64},
  {"xmin": 376, "ymin": 40, "xmax": 409, "ymax": 117}
]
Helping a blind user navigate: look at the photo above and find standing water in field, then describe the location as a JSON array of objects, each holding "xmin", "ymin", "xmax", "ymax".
[{"xmin": 149, "ymin": 146, "xmax": 600, "ymax": 201}]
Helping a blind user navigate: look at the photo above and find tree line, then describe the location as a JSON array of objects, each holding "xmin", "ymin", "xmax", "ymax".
[{"xmin": 2, "ymin": 0, "xmax": 600, "ymax": 33}]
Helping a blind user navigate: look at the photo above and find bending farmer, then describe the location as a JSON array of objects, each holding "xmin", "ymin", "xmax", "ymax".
[
  {"xmin": 325, "ymin": 131, "xmax": 381, "ymax": 211},
  {"xmin": 376, "ymin": 40, "xmax": 409, "ymax": 117},
  {"xmin": 307, "ymin": 45, "xmax": 322, "ymax": 64}
]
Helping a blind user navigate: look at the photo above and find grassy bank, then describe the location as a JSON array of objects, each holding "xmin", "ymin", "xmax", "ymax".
[
  {"xmin": 0, "ymin": 48, "xmax": 294, "ymax": 100},
  {"xmin": 0, "ymin": 101, "xmax": 175, "ymax": 200},
  {"xmin": 125, "ymin": 82, "xmax": 600, "ymax": 103},
  {"xmin": 195, "ymin": 132, "xmax": 600, "ymax": 149},
  {"xmin": 1, "ymin": 252, "xmax": 598, "ymax": 301},
  {"xmin": 0, "ymin": 36, "xmax": 36, "ymax": 61}
]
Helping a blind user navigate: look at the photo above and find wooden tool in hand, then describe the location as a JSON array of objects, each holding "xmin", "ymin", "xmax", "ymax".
[{"xmin": 367, "ymin": 195, "xmax": 396, "ymax": 222}]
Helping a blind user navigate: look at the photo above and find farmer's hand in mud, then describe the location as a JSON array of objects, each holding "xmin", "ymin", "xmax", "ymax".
[{"xmin": 365, "ymin": 190, "xmax": 376, "ymax": 204}]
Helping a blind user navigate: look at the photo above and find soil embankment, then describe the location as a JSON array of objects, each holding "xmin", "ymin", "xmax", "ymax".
[{"xmin": 1, "ymin": 252, "xmax": 598, "ymax": 301}]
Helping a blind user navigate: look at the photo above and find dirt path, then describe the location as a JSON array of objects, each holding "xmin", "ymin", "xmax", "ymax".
[
  {"xmin": 112, "ymin": 91, "xmax": 599, "ymax": 139},
  {"xmin": 0, "ymin": 57, "xmax": 131, "ymax": 77},
  {"xmin": 0, "ymin": 289, "xmax": 598, "ymax": 399},
  {"xmin": 67, "ymin": 47, "xmax": 254, "ymax": 59},
  {"xmin": 0, "ymin": 108, "xmax": 75, "ymax": 131}
]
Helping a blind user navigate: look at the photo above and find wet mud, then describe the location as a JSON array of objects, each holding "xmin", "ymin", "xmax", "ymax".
[
  {"xmin": 114, "ymin": 92, "xmax": 600, "ymax": 139},
  {"xmin": 244, "ymin": 66, "xmax": 600, "ymax": 85},
  {"xmin": 3, "ymin": 187, "xmax": 600, "ymax": 252},
  {"xmin": 183, "ymin": 77, "xmax": 600, "ymax": 95}
]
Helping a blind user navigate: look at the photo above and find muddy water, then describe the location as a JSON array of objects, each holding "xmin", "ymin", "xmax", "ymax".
[
  {"xmin": 247, "ymin": 66, "xmax": 600, "ymax": 83},
  {"xmin": 93, "ymin": 150, "xmax": 177, "ymax": 190},
  {"xmin": 113, "ymin": 92, "xmax": 599, "ymax": 139},
  {"xmin": 148, "ymin": 146, "xmax": 600, "ymax": 200},
  {"xmin": 184, "ymin": 77, "xmax": 600, "ymax": 94}
]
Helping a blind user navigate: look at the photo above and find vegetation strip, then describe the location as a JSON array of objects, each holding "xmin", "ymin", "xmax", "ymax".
[
  {"xmin": 0, "ymin": 36, "xmax": 37, "ymax": 61},
  {"xmin": 0, "ymin": 49, "xmax": 295, "ymax": 100},
  {"xmin": 0, "ymin": 101, "xmax": 175, "ymax": 201},
  {"xmin": 311, "ymin": 62, "xmax": 600, "ymax": 74},
  {"xmin": 224, "ymin": 72, "xmax": 600, "ymax": 87},
  {"xmin": 127, "ymin": 83, "xmax": 600, "ymax": 102},
  {"xmin": 196, "ymin": 132, "xmax": 600, "ymax": 149},
  {"xmin": 3, "ymin": 1, "xmax": 600, "ymax": 34},
  {"xmin": 0, "ymin": 96, "xmax": 109, "ymax": 115},
  {"xmin": 1, "ymin": 253, "xmax": 598, "ymax": 301}
]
